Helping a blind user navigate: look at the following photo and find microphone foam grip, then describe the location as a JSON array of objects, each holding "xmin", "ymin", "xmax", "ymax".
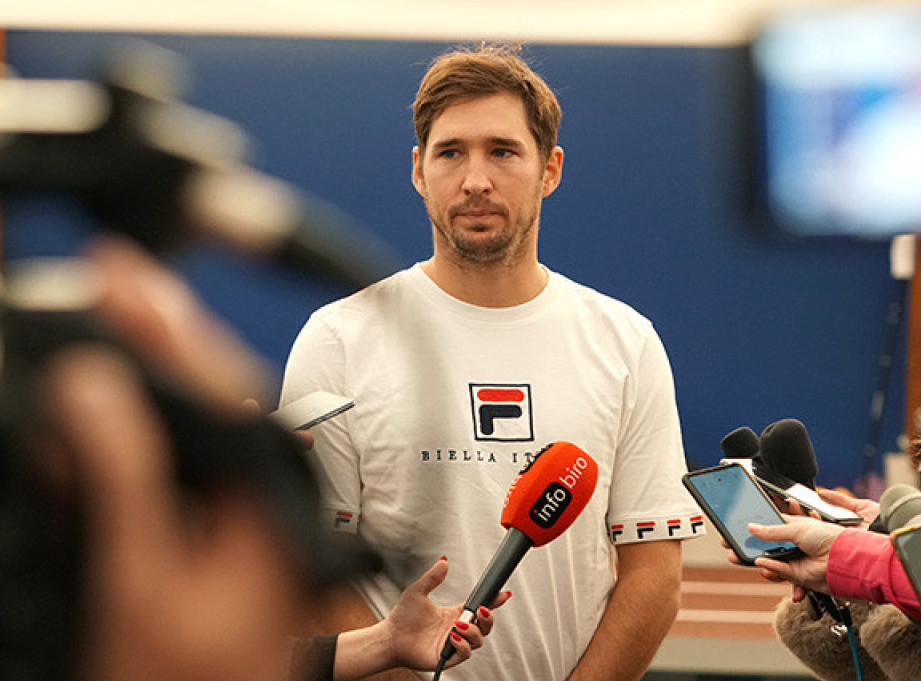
[
  {"xmin": 759, "ymin": 418, "xmax": 819, "ymax": 488},
  {"xmin": 500, "ymin": 441, "xmax": 598, "ymax": 547},
  {"xmin": 880, "ymin": 484, "xmax": 921, "ymax": 531},
  {"xmin": 721, "ymin": 426, "xmax": 760, "ymax": 459}
]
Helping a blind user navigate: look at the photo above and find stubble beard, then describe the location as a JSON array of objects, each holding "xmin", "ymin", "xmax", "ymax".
[{"xmin": 426, "ymin": 190, "xmax": 542, "ymax": 268}]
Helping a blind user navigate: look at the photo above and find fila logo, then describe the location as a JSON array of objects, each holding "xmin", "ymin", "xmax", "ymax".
[
  {"xmin": 334, "ymin": 511, "xmax": 353, "ymax": 530},
  {"xmin": 611, "ymin": 516, "xmax": 704, "ymax": 543},
  {"xmin": 636, "ymin": 521, "xmax": 656, "ymax": 540},
  {"xmin": 470, "ymin": 383, "xmax": 534, "ymax": 442}
]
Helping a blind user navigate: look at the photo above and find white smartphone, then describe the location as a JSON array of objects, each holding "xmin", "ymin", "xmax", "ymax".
[
  {"xmin": 720, "ymin": 458, "xmax": 863, "ymax": 525},
  {"xmin": 270, "ymin": 391, "xmax": 355, "ymax": 431}
]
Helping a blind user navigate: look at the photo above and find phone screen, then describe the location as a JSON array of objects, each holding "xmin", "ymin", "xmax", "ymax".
[
  {"xmin": 719, "ymin": 458, "xmax": 863, "ymax": 525},
  {"xmin": 683, "ymin": 463, "xmax": 801, "ymax": 565},
  {"xmin": 891, "ymin": 525, "xmax": 921, "ymax": 601}
]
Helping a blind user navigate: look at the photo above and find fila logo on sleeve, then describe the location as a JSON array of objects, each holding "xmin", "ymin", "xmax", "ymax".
[
  {"xmin": 469, "ymin": 383, "xmax": 534, "ymax": 442},
  {"xmin": 334, "ymin": 511, "xmax": 354, "ymax": 530},
  {"xmin": 609, "ymin": 515, "xmax": 707, "ymax": 543}
]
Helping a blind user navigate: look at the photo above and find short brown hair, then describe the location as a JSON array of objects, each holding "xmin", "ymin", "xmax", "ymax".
[{"xmin": 412, "ymin": 43, "xmax": 563, "ymax": 162}]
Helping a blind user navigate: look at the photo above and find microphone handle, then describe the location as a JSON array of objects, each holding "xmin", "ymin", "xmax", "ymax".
[
  {"xmin": 751, "ymin": 465, "xmax": 797, "ymax": 492},
  {"xmin": 807, "ymin": 591, "xmax": 846, "ymax": 624},
  {"xmin": 463, "ymin": 527, "xmax": 533, "ymax": 612},
  {"xmin": 435, "ymin": 528, "xmax": 533, "ymax": 674}
]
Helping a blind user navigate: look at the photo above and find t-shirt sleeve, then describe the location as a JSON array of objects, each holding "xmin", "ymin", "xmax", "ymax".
[
  {"xmin": 280, "ymin": 311, "xmax": 362, "ymax": 535},
  {"xmin": 606, "ymin": 327, "xmax": 706, "ymax": 545}
]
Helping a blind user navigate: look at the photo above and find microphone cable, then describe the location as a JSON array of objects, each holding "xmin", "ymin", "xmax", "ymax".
[
  {"xmin": 837, "ymin": 603, "xmax": 866, "ymax": 681},
  {"xmin": 432, "ymin": 654, "xmax": 448, "ymax": 681}
]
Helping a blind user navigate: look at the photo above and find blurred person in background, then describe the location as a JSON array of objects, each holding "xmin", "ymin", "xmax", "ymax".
[{"xmin": 6, "ymin": 236, "xmax": 504, "ymax": 681}]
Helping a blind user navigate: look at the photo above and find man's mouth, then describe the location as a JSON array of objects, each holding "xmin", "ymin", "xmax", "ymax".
[{"xmin": 452, "ymin": 203, "xmax": 505, "ymax": 219}]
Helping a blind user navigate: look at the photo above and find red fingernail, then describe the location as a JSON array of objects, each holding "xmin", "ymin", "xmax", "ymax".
[
  {"xmin": 440, "ymin": 555, "xmax": 448, "ymax": 562},
  {"xmin": 450, "ymin": 632, "xmax": 463, "ymax": 642},
  {"xmin": 505, "ymin": 590, "xmax": 512, "ymax": 599},
  {"xmin": 454, "ymin": 620, "xmax": 469, "ymax": 630},
  {"xmin": 478, "ymin": 606, "xmax": 491, "ymax": 618}
]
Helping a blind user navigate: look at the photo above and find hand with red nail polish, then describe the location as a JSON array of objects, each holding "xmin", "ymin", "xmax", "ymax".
[{"xmin": 334, "ymin": 557, "xmax": 511, "ymax": 679}]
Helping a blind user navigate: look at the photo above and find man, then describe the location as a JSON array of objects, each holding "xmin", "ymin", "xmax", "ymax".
[{"xmin": 280, "ymin": 43, "xmax": 702, "ymax": 681}]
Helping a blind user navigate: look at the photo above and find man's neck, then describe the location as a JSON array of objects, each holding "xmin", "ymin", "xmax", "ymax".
[{"xmin": 420, "ymin": 256, "xmax": 548, "ymax": 308}]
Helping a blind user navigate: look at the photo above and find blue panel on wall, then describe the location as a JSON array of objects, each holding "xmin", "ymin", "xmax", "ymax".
[{"xmin": 3, "ymin": 32, "xmax": 906, "ymax": 489}]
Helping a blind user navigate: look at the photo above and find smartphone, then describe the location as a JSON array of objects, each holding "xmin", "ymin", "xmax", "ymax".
[
  {"xmin": 720, "ymin": 458, "xmax": 863, "ymax": 525},
  {"xmin": 891, "ymin": 523, "xmax": 921, "ymax": 601},
  {"xmin": 682, "ymin": 463, "xmax": 803, "ymax": 566},
  {"xmin": 270, "ymin": 391, "xmax": 355, "ymax": 431}
]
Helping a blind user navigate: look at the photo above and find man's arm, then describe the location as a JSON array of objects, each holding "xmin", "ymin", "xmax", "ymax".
[{"xmin": 567, "ymin": 540, "xmax": 682, "ymax": 681}]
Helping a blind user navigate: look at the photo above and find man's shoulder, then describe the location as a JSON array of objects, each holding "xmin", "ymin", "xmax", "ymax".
[
  {"xmin": 550, "ymin": 270, "xmax": 654, "ymax": 331},
  {"xmin": 311, "ymin": 266, "xmax": 415, "ymax": 319}
]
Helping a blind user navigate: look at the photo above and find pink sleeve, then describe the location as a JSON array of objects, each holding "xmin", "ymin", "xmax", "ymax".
[{"xmin": 827, "ymin": 528, "xmax": 921, "ymax": 620}]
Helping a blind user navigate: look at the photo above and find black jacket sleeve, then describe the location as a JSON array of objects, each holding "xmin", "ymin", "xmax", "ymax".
[{"xmin": 291, "ymin": 635, "xmax": 338, "ymax": 681}]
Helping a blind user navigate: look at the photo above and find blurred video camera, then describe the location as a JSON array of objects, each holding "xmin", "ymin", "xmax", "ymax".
[{"xmin": 0, "ymin": 42, "xmax": 387, "ymax": 681}]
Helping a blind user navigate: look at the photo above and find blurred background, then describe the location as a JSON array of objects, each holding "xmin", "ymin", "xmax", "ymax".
[
  {"xmin": 4, "ymin": 3, "xmax": 921, "ymax": 679},
  {"xmin": 0, "ymin": 1, "xmax": 918, "ymax": 520}
]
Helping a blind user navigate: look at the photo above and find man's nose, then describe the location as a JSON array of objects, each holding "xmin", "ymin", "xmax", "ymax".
[{"xmin": 461, "ymin": 156, "xmax": 492, "ymax": 194}]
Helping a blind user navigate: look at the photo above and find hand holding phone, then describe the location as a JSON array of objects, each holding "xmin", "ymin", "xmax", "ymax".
[{"xmin": 683, "ymin": 463, "xmax": 803, "ymax": 566}]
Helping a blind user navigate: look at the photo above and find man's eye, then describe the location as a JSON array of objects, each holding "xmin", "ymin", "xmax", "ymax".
[
  {"xmin": 493, "ymin": 148, "xmax": 514, "ymax": 158},
  {"xmin": 439, "ymin": 149, "xmax": 459, "ymax": 159}
]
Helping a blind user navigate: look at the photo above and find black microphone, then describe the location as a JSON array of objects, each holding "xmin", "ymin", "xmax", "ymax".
[
  {"xmin": 757, "ymin": 419, "xmax": 862, "ymax": 526},
  {"xmin": 880, "ymin": 484, "xmax": 921, "ymax": 532},
  {"xmin": 760, "ymin": 419, "xmax": 819, "ymax": 489},
  {"xmin": 759, "ymin": 419, "xmax": 848, "ymax": 623},
  {"xmin": 721, "ymin": 425, "xmax": 762, "ymax": 460},
  {"xmin": 720, "ymin": 425, "xmax": 765, "ymax": 474}
]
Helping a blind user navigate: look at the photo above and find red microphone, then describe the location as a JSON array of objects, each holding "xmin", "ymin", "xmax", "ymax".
[
  {"xmin": 500, "ymin": 441, "xmax": 598, "ymax": 546},
  {"xmin": 434, "ymin": 442, "xmax": 598, "ymax": 673}
]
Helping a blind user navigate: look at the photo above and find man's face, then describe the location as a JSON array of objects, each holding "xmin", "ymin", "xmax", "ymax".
[{"xmin": 412, "ymin": 93, "xmax": 562, "ymax": 267}]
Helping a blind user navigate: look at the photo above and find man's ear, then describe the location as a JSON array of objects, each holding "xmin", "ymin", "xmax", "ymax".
[
  {"xmin": 542, "ymin": 146, "xmax": 564, "ymax": 197},
  {"xmin": 412, "ymin": 145, "xmax": 425, "ymax": 196}
]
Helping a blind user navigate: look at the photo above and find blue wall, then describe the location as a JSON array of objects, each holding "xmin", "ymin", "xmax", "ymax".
[{"xmin": 3, "ymin": 32, "xmax": 906, "ymax": 489}]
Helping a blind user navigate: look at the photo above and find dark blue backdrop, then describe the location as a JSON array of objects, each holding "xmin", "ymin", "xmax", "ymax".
[{"xmin": 3, "ymin": 32, "xmax": 906, "ymax": 489}]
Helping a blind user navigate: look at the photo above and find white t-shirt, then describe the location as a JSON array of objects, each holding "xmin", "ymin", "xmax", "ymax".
[{"xmin": 280, "ymin": 264, "xmax": 703, "ymax": 681}]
